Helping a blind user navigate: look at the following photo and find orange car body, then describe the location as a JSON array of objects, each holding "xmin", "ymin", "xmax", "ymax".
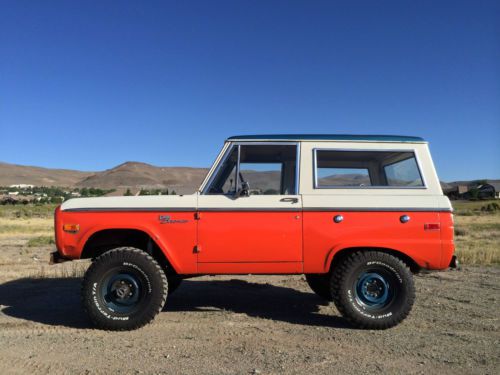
[{"xmin": 55, "ymin": 208, "xmax": 454, "ymax": 274}]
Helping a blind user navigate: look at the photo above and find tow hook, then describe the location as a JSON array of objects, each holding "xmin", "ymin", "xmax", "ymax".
[{"xmin": 449, "ymin": 255, "xmax": 460, "ymax": 270}]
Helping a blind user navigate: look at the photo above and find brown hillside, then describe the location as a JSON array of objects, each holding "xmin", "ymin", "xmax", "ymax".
[
  {"xmin": 75, "ymin": 162, "xmax": 209, "ymax": 194},
  {"xmin": 0, "ymin": 162, "xmax": 92, "ymax": 187},
  {"xmin": 1, "ymin": 161, "xmax": 497, "ymax": 193}
]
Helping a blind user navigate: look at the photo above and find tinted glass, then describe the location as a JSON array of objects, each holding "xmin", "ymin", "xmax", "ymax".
[
  {"xmin": 206, "ymin": 147, "xmax": 238, "ymax": 194},
  {"xmin": 384, "ymin": 157, "xmax": 424, "ymax": 186},
  {"xmin": 206, "ymin": 144, "xmax": 297, "ymax": 195},
  {"xmin": 240, "ymin": 163, "xmax": 282, "ymax": 195},
  {"xmin": 315, "ymin": 150, "xmax": 424, "ymax": 188},
  {"xmin": 317, "ymin": 167, "xmax": 371, "ymax": 186}
]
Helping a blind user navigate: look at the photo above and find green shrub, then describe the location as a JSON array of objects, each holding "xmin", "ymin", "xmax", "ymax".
[
  {"xmin": 481, "ymin": 203, "xmax": 500, "ymax": 212},
  {"xmin": 454, "ymin": 227, "xmax": 468, "ymax": 236}
]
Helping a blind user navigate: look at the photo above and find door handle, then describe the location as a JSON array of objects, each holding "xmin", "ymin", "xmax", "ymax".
[{"xmin": 280, "ymin": 197, "xmax": 299, "ymax": 203}]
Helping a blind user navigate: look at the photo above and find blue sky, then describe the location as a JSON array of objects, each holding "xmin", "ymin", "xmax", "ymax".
[{"xmin": 1, "ymin": 1, "xmax": 499, "ymax": 181}]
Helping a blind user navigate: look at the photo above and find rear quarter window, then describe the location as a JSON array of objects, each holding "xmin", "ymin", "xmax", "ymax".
[
  {"xmin": 314, "ymin": 149, "xmax": 424, "ymax": 188},
  {"xmin": 384, "ymin": 157, "xmax": 424, "ymax": 186}
]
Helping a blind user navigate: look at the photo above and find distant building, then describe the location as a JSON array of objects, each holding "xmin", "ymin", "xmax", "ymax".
[
  {"xmin": 444, "ymin": 185, "xmax": 469, "ymax": 200},
  {"xmin": 444, "ymin": 181, "xmax": 500, "ymax": 200},
  {"xmin": 9, "ymin": 184, "xmax": 34, "ymax": 189},
  {"xmin": 477, "ymin": 183, "xmax": 500, "ymax": 199}
]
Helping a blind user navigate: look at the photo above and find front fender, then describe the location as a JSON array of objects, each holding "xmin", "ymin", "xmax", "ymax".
[{"xmin": 58, "ymin": 210, "xmax": 197, "ymax": 274}]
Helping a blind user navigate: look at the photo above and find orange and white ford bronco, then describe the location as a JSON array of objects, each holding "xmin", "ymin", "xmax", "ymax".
[{"xmin": 52, "ymin": 134, "xmax": 456, "ymax": 330}]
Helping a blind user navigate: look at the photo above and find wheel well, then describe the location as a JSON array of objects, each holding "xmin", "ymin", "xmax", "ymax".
[
  {"xmin": 81, "ymin": 229, "xmax": 176, "ymax": 275},
  {"xmin": 330, "ymin": 247, "xmax": 421, "ymax": 274}
]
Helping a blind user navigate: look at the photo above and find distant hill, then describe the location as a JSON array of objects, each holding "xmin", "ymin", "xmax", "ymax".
[
  {"xmin": 0, "ymin": 162, "xmax": 92, "ymax": 187},
  {"xmin": 0, "ymin": 161, "xmax": 207, "ymax": 194},
  {"xmin": 76, "ymin": 162, "xmax": 209, "ymax": 194},
  {"xmin": 0, "ymin": 161, "xmax": 497, "ymax": 194},
  {"xmin": 318, "ymin": 173, "xmax": 371, "ymax": 186}
]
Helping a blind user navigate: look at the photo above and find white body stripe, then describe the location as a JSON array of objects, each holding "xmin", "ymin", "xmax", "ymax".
[{"xmin": 61, "ymin": 195, "xmax": 197, "ymax": 211}]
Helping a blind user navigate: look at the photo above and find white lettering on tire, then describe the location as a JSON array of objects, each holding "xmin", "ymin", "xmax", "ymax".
[
  {"xmin": 123, "ymin": 262, "xmax": 152, "ymax": 293},
  {"xmin": 92, "ymin": 281, "xmax": 130, "ymax": 321},
  {"xmin": 366, "ymin": 261, "xmax": 403, "ymax": 283}
]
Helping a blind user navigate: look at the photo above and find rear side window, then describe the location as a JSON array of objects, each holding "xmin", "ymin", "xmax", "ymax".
[{"xmin": 314, "ymin": 150, "xmax": 424, "ymax": 188}]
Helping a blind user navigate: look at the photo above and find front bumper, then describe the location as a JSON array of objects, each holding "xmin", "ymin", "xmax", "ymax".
[
  {"xmin": 49, "ymin": 251, "xmax": 70, "ymax": 265},
  {"xmin": 449, "ymin": 255, "xmax": 460, "ymax": 269}
]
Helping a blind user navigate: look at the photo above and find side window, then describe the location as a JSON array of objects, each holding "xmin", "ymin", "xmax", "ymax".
[
  {"xmin": 314, "ymin": 150, "xmax": 424, "ymax": 188},
  {"xmin": 205, "ymin": 144, "xmax": 298, "ymax": 195}
]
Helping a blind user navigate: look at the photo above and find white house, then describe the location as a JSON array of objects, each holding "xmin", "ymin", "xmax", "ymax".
[{"xmin": 9, "ymin": 184, "xmax": 34, "ymax": 189}]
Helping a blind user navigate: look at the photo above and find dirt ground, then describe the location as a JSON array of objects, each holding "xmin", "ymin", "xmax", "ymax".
[{"xmin": 0, "ymin": 239, "xmax": 499, "ymax": 375}]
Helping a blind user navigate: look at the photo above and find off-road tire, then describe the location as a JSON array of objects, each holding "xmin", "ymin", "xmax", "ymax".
[
  {"xmin": 305, "ymin": 274, "xmax": 333, "ymax": 301},
  {"xmin": 82, "ymin": 247, "xmax": 168, "ymax": 331},
  {"xmin": 331, "ymin": 251, "xmax": 415, "ymax": 329}
]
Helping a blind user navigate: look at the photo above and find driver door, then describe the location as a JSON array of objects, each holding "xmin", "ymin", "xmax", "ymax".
[{"xmin": 196, "ymin": 143, "xmax": 303, "ymax": 274}]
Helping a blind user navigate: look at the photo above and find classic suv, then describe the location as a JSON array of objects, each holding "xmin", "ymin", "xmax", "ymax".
[{"xmin": 52, "ymin": 134, "xmax": 456, "ymax": 331}]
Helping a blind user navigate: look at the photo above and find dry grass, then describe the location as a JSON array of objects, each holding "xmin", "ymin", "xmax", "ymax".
[
  {"xmin": 31, "ymin": 261, "xmax": 89, "ymax": 279},
  {"xmin": 0, "ymin": 217, "xmax": 53, "ymax": 238},
  {"xmin": 0, "ymin": 204, "xmax": 57, "ymax": 219},
  {"xmin": 453, "ymin": 211, "xmax": 500, "ymax": 265},
  {"xmin": 0, "ymin": 204, "xmax": 54, "ymax": 238},
  {"xmin": 452, "ymin": 199, "xmax": 500, "ymax": 215},
  {"xmin": 27, "ymin": 235, "xmax": 55, "ymax": 247}
]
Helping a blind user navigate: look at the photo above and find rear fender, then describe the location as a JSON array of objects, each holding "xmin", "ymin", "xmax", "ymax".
[{"xmin": 325, "ymin": 242, "xmax": 429, "ymax": 273}]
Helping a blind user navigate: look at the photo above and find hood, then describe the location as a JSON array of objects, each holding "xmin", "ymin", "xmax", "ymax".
[{"xmin": 60, "ymin": 194, "xmax": 197, "ymax": 211}]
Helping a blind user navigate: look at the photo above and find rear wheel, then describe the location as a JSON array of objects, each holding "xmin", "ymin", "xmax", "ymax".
[
  {"xmin": 305, "ymin": 274, "xmax": 333, "ymax": 301},
  {"xmin": 81, "ymin": 247, "xmax": 168, "ymax": 331},
  {"xmin": 331, "ymin": 251, "xmax": 415, "ymax": 329}
]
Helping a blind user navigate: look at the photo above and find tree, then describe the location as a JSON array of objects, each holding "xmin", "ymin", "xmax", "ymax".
[
  {"xmin": 469, "ymin": 188, "xmax": 479, "ymax": 200},
  {"xmin": 124, "ymin": 189, "xmax": 133, "ymax": 196}
]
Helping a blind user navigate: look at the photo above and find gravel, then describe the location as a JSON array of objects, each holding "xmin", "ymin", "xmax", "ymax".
[{"xmin": 0, "ymin": 243, "xmax": 498, "ymax": 374}]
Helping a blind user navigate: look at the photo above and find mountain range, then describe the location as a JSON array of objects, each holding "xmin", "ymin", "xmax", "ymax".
[
  {"xmin": 0, "ymin": 161, "xmax": 209, "ymax": 194},
  {"xmin": 0, "ymin": 161, "xmax": 497, "ymax": 194}
]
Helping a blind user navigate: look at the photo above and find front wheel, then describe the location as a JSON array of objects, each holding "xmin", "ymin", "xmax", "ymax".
[
  {"xmin": 81, "ymin": 247, "xmax": 168, "ymax": 331},
  {"xmin": 331, "ymin": 251, "xmax": 415, "ymax": 329}
]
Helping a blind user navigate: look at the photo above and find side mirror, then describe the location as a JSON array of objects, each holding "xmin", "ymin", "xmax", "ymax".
[{"xmin": 235, "ymin": 181, "xmax": 250, "ymax": 198}]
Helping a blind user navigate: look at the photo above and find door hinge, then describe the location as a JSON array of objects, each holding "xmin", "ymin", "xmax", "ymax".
[
  {"xmin": 193, "ymin": 245, "xmax": 201, "ymax": 253},
  {"xmin": 194, "ymin": 212, "xmax": 201, "ymax": 220}
]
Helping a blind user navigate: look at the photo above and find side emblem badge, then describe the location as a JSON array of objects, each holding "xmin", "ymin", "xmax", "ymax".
[{"xmin": 159, "ymin": 215, "xmax": 188, "ymax": 224}]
